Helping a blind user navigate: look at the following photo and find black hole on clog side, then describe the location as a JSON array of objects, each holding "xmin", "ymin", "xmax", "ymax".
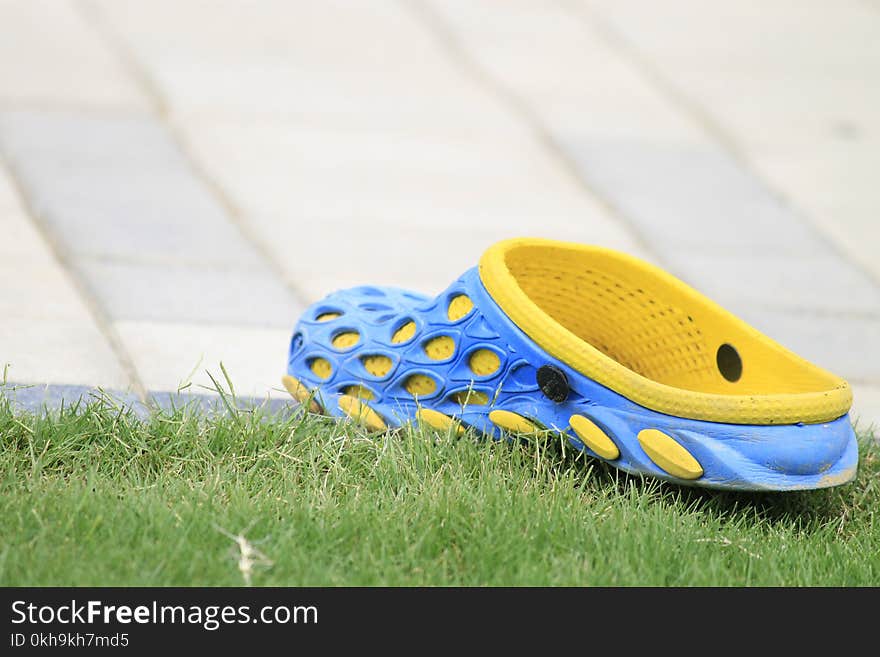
[
  {"xmin": 717, "ymin": 343, "xmax": 742, "ymax": 382},
  {"xmin": 536, "ymin": 365, "xmax": 569, "ymax": 403}
]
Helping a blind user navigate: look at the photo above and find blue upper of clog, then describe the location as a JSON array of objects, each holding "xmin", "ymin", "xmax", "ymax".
[{"xmin": 287, "ymin": 267, "xmax": 857, "ymax": 491}]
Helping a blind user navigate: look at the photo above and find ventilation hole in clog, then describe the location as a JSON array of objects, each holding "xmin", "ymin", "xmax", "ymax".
[
  {"xmin": 447, "ymin": 294, "xmax": 474, "ymax": 321},
  {"xmin": 308, "ymin": 357, "xmax": 333, "ymax": 379},
  {"xmin": 316, "ymin": 312, "xmax": 342, "ymax": 322},
  {"xmin": 404, "ymin": 374, "xmax": 436, "ymax": 396},
  {"xmin": 375, "ymin": 313, "xmax": 397, "ymax": 324},
  {"xmin": 342, "ymin": 384, "xmax": 375, "ymax": 400},
  {"xmin": 289, "ymin": 332, "xmax": 304, "ymax": 355},
  {"xmin": 716, "ymin": 343, "xmax": 742, "ymax": 382},
  {"xmin": 450, "ymin": 390, "xmax": 489, "ymax": 405},
  {"xmin": 469, "ymin": 349, "xmax": 500, "ymax": 376},
  {"xmin": 357, "ymin": 286, "xmax": 385, "ymax": 297},
  {"xmin": 424, "ymin": 336, "xmax": 455, "ymax": 360},
  {"xmin": 361, "ymin": 354, "xmax": 392, "ymax": 377},
  {"xmin": 331, "ymin": 331, "xmax": 360, "ymax": 350},
  {"xmin": 392, "ymin": 320, "xmax": 417, "ymax": 344}
]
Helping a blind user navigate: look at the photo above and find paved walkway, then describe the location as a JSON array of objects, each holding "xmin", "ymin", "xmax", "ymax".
[{"xmin": 1, "ymin": 0, "xmax": 878, "ymax": 428}]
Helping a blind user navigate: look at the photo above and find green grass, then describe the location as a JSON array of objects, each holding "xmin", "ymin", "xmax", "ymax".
[{"xmin": 0, "ymin": 387, "xmax": 878, "ymax": 586}]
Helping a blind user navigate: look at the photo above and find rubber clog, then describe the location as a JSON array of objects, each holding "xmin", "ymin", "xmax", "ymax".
[{"xmin": 283, "ymin": 238, "xmax": 857, "ymax": 491}]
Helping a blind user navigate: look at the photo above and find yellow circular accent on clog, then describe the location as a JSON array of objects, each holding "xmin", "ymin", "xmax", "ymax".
[
  {"xmin": 469, "ymin": 349, "xmax": 500, "ymax": 376},
  {"xmin": 338, "ymin": 395, "xmax": 387, "ymax": 431},
  {"xmin": 637, "ymin": 429, "xmax": 703, "ymax": 480},
  {"xmin": 332, "ymin": 331, "xmax": 360, "ymax": 350},
  {"xmin": 361, "ymin": 354, "xmax": 392, "ymax": 377},
  {"xmin": 404, "ymin": 374, "xmax": 436, "ymax": 396},
  {"xmin": 447, "ymin": 294, "xmax": 474, "ymax": 321},
  {"xmin": 569, "ymin": 414, "xmax": 619, "ymax": 460},
  {"xmin": 316, "ymin": 312, "xmax": 341, "ymax": 322},
  {"xmin": 281, "ymin": 375, "xmax": 322, "ymax": 413},
  {"xmin": 424, "ymin": 336, "xmax": 455, "ymax": 360},
  {"xmin": 489, "ymin": 410, "xmax": 538, "ymax": 434},
  {"xmin": 450, "ymin": 390, "xmax": 489, "ymax": 406},
  {"xmin": 343, "ymin": 384, "xmax": 374, "ymax": 400},
  {"xmin": 309, "ymin": 358, "xmax": 332, "ymax": 380},
  {"xmin": 416, "ymin": 408, "xmax": 464, "ymax": 435},
  {"xmin": 392, "ymin": 321, "xmax": 416, "ymax": 344}
]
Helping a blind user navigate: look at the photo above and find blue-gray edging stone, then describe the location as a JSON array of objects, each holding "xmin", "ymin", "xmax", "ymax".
[{"xmin": 0, "ymin": 382, "xmax": 295, "ymax": 418}]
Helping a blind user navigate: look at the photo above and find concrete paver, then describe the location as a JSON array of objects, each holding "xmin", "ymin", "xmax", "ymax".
[
  {"xmin": 80, "ymin": 260, "xmax": 299, "ymax": 327},
  {"xmin": 0, "ymin": 111, "xmax": 264, "ymax": 268},
  {"xmin": 582, "ymin": 0, "xmax": 880, "ymax": 283},
  {"xmin": 0, "ymin": 0, "xmax": 147, "ymax": 110},
  {"xmin": 0, "ymin": 167, "xmax": 131, "ymax": 388},
  {"xmin": 115, "ymin": 320, "xmax": 292, "ymax": 400}
]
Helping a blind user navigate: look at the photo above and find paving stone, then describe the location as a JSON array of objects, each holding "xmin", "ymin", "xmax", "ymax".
[
  {"xmin": 255, "ymin": 213, "xmax": 647, "ymax": 304},
  {"xmin": 0, "ymin": 111, "xmax": 263, "ymax": 267},
  {"xmin": 557, "ymin": 140, "xmax": 880, "ymax": 319},
  {"xmin": 92, "ymin": 0, "xmax": 526, "ymax": 136},
  {"xmin": 558, "ymin": 140, "xmax": 824, "ymax": 256},
  {"xmin": 114, "ymin": 320, "xmax": 292, "ymax": 400},
  {"xmin": 179, "ymin": 118, "xmax": 545, "ymax": 184},
  {"xmin": 168, "ymin": 97, "xmax": 641, "ymax": 297},
  {"xmin": 0, "ymin": 110, "xmax": 303, "ymax": 329},
  {"xmin": 582, "ymin": 0, "xmax": 880, "ymax": 282},
  {"xmin": 0, "ymin": 170, "xmax": 54, "ymax": 264},
  {"xmin": 427, "ymin": 0, "xmax": 708, "ymax": 148},
  {"xmin": 671, "ymin": 252, "xmax": 880, "ymax": 317},
  {"xmin": 753, "ymin": 154, "xmax": 880, "ymax": 283},
  {"xmin": 0, "ymin": 169, "xmax": 132, "ymax": 388},
  {"xmin": 0, "ymin": 0, "xmax": 147, "ymax": 110},
  {"xmin": 0, "ymin": 318, "xmax": 131, "ymax": 388},
  {"xmin": 79, "ymin": 260, "xmax": 299, "ymax": 328},
  {"xmin": 178, "ymin": 120, "xmax": 629, "ymax": 237},
  {"xmin": 0, "ymin": 257, "xmax": 100, "ymax": 321}
]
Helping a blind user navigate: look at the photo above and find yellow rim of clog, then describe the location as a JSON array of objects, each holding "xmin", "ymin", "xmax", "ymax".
[{"xmin": 479, "ymin": 238, "xmax": 851, "ymax": 425}]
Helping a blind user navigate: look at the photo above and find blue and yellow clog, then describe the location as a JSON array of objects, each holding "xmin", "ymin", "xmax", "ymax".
[{"xmin": 283, "ymin": 238, "xmax": 857, "ymax": 491}]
